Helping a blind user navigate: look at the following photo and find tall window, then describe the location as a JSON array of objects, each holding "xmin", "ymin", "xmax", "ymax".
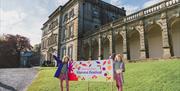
[
  {"xmin": 54, "ymin": 34, "xmax": 57, "ymax": 43},
  {"xmin": 49, "ymin": 19, "xmax": 58, "ymax": 30},
  {"xmin": 42, "ymin": 40, "xmax": 45, "ymax": 49},
  {"xmin": 45, "ymin": 39, "xmax": 48, "ymax": 48},
  {"xmin": 92, "ymin": 6, "xmax": 99, "ymax": 18},
  {"xmin": 69, "ymin": 23, "xmax": 74, "ymax": 38},
  {"xmin": 68, "ymin": 45, "xmax": 73, "ymax": 59},
  {"xmin": 62, "ymin": 47, "xmax": 66, "ymax": 58},
  {"xmin": 63, "ymin": 14, "xmax": 68, "ymax": 23},
  {"xmin": 62, "ymin": 28, "xmax": 67, "ymax": 41},
  {"xmin": 69, "ymin": 9, "xmax": 74, "ymax": 18}
]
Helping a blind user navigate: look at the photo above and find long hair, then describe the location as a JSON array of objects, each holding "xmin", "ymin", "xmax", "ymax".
[
  {"xmin": 62, "ymin": 56, "xmax": 70, "ymax": 63},
  {"xmin": 115, "ymin": 54, "xmax": 123, "ymax": 62}
]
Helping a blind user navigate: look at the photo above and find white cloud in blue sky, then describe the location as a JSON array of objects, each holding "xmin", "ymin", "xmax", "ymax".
[{"xmin": 0, "ymin": 0, "xmax": 163, "ymax": 45}]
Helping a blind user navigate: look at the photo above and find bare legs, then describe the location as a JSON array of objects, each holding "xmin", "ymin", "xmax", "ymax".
[
  {"xmin": 115, "ymin": 74, "xmax": 123, "ymax": 91},
  {"xmin": 59, "ymin": 74, "xmax": 69, "ymax": 91},
  {"xmin": 60, "ymin": 79, "xmax": 63, "ymax": 91},
  {"xmin": 66, "ymin": 77, "xmax": 69, "ymax": 91}
]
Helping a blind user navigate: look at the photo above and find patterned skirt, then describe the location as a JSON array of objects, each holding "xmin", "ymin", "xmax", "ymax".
[{"xmin": 59, "ymin": 73, "xmax": 68, "ymax": 80}]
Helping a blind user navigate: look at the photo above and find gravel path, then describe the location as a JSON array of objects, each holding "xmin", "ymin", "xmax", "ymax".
[{"xmin": 0, "ymin": 68, "xmax": 38, "ymax": 91}]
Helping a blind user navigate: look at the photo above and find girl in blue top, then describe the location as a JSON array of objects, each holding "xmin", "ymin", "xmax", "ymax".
[{"xmin": 53, "ymin": 55, "xmax": 69, "ymax": 91}]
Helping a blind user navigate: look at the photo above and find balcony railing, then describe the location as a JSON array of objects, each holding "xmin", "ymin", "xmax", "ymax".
[{"xmin": 126, "ymin": 0, "xmax": 179, "ymax": 22}]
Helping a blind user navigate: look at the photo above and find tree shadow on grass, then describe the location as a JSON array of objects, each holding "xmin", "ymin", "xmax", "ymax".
[{"xmin": 0, "ymin": 82, "xmax": 17, "ymax": 91}]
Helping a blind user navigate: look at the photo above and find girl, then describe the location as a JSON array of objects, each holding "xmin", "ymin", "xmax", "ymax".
[
  {"xmin": 113, "ymin": 54, "xmax": 125, "ymax": 91},
  {"xmin": 53, "ymin": 55, "xmax": 70, "ymax": 91}
]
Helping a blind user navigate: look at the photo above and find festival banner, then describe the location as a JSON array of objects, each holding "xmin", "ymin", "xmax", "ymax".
[{"xmin": 68, "ymin": 59, "xmax": 113, "ymax": 82}]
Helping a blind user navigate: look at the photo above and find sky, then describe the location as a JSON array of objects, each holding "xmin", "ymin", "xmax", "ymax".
[{"xmin": 0, "ymin": 0, "xmax": 164, "ymax": 46}]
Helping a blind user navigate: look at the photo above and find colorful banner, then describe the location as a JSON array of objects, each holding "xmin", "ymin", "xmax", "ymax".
[{"xmin": 68, "ymin": 59, "xmax": 113, "ymax": 82}]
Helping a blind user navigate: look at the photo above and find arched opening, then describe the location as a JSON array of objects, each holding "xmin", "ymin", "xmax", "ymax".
[
  {"xmin": 115, "ymin": 34, "xmax": 123, "ymax": 54},
  {"xmin": 171, "ymin": 19, "xmax": 180, "ymax": 57},
  {"xmin": 92, "ymin": 40, "xmax": 99, "ymax": 60},
  {"xmin": 83, "ymin": 43, "xmax": 90, "ymax": 60},
  {"xmin": 102, "ymin": 38, "xmax": 110, "ymax": 59},
  {"xmin": 128, "ymin": 30, "xmax": 140, "ymax": 60},
  {"xmin": 147, "ymin": 24, "xmax": 163, "ymax": 58}
]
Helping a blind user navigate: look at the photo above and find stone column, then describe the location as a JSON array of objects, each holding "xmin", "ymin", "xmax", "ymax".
[
  {"xmin": 109, "ymin": 35, "xmax": 113, "ymax": 55},
  {"xmin": 157, "ymin": 13, "xmax": 171, "ymax": 58},
  {"xmin": 98, "ymin": 34, "xmax": 102, "ymax": 60},
  {"xmin": 120, "ymin": 28, "xmax": 128, "ymax": 60},
  {"xmin": 135, "ymin": 21, "xmax": 147, "ymax": 59},
  {"xmin": 88, "ymin": 39, "xmax": 92, "ymax": 59},
  {"xmin": 109, "ymin": 30, "xmax": 115, "ymax": 56}
]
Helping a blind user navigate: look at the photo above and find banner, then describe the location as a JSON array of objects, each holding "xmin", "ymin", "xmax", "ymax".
[{"xmin": 68, "ymin": 59, "xmax": 113, "ymax": 82}]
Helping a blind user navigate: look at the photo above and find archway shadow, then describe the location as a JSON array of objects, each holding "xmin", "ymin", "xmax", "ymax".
[{"xmin": 0, "ymin": 82, "xmax": 17, "ymax": 91}]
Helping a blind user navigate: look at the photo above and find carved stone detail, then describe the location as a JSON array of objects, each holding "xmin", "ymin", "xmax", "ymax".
[
  {"xmin": 161, "ymin": 12, "xmax": 166, "ymax": 19},
  {"xmin": 135, "ymin": 21, "xmax": 146, "ymax": 59},
  {"xmin": 156, "ymin": 15, "xmax": 171, "ymax": 58},
  {"xmin": 119, "ymin": 30, "xmax": 126, "ymax": 40},
  {"xmin": 147, "ymin": 19, "xmax": 155, "ymax": 25}
]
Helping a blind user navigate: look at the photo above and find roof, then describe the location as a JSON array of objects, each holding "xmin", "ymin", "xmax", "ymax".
[{"xmin": 42, "ymin": 5, "xmax": 62, "ymax": 26}]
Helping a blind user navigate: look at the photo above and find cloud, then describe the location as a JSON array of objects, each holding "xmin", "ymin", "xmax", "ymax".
[
  {"xmin": 123, "ymin": 5, "xmax": 139, "ymax": 15},
  {"xmin": 0, "ymin": 9, "xmax": 26, "ymax": 29},
  {"xmin": 0, "ymin": 0, "xmax": 58, "ymax": 45},
  {"xmin": 0, "ymin": 8, "xmax": 41, "ymax": 45},
  {"xmin": 110, "ymin": 0, "xmax": 166, "ymax": 15},
  {"xmin": 0, "ymin": 0, "xmax": 71, "ymax": 46},
  {"xmin": 0, "ymin": 9, "xmax": 27, "ymax": 36},
  {"xmin": 110, "ymin": 0, "xmax": 140, "ymax": 15},
  {"xmin": 143, "ymin": 0, "xmax": 165, "ymax": 8},
  {"xmin": 55, "ymin": 0, "xmax": 69, "ymax": 6}
]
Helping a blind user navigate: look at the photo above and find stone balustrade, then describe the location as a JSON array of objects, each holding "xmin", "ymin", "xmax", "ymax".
[{"xmin": 126, "ymin": 0, "xmax": 179, "ymax": 21}]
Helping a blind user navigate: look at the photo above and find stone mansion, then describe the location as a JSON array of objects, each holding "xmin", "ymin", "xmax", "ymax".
[{"xmin": 41, "ymin": 0, "xmax": 180, "ymax": 63}]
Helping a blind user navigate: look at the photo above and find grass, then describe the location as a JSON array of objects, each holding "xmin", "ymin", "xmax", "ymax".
[{"xmin": 27, "ymin": 59, "xmax": 180, "ymax": 91}]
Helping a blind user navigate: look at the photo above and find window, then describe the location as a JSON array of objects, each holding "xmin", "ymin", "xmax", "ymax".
[
  {"xmin": 54, "ymin": 34, "xmax": 57, "ymax": 43},
  {"xmin": 42, "ymin": 40, "xmax": 45, "ymax": 49},
  {"xmin": 69, "ymin": 23, "xmax": 74, "ymax": 38},
  {"xmin": 45, "ymin": 40, "xmax": 47, "ymax": 48},
  {"xmin": 62, "ymin": 47, "xmax": 66, "ymax": 58},
  {"xmin": 68, "ymin": 45, "xmax": 73, "ymax": 59},
  {"xmin": 48, "ymin": 38, "xmax": 50, "ymax": 46},
  {"xmin": 47, "ymin": 34, "xmax": 57, "ymax": 46},
  {"xmin": 54, "ymin": 19, "xmax": 58, "ymax": 26},
  {"xmin": 92, "ymin": 7, "xmax": 99, "ymax": 18},
  {"xmin": 43, "ymin": 40, "xmax": 45, "ymax": 49},
  {"xmin": 49, "ymin": 19, "xmax": 58, "ymax": 30},
  {"xmin": 63, "ymin": 14, "xmax": 68, "ymax": 23},
  {"xmin": 62, "ymin": 28, "xmax": 67, "ymax": 41},
  {"xmin": 69, "ymin": 9, "xmax": 75, "ymax": 18}
]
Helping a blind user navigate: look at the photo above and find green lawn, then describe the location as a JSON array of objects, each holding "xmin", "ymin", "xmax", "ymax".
[{"xmin": 27, "ymin": 59, "xmax": 180, "ymax": 91}]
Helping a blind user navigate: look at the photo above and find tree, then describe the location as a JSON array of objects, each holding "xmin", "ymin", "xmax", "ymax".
[
  {"xmin": 29, "ymin": 44, "xmax": 41, "ymax": 66},
  {"xmin": 0, "ymin": 34, "xmax": 32, "ymax": 68}
]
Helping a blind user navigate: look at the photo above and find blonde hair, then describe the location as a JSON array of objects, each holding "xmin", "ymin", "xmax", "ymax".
[
  {"xmin": 62, "ymin": 56, "xmax": 70, "ymax": 63},
  {"xmin": 115, "ymin": 54, "xmax": 123, "ymax": 62}
]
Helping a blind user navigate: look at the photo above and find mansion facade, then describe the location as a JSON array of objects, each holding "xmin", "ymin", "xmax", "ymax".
[{"xmin": 41, "ymin": 0, "xmax": 180, "ymax": 62}]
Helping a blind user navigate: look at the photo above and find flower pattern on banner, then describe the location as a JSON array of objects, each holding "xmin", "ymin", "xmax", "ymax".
[{"xmin": 68, "ymin": 59, "xmax": 113, "ymax": 82}]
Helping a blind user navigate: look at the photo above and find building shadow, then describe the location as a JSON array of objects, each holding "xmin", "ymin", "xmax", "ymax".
[{"xmin": 0, "ymin": 82, "xmax": 17, "ymax": 91}]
